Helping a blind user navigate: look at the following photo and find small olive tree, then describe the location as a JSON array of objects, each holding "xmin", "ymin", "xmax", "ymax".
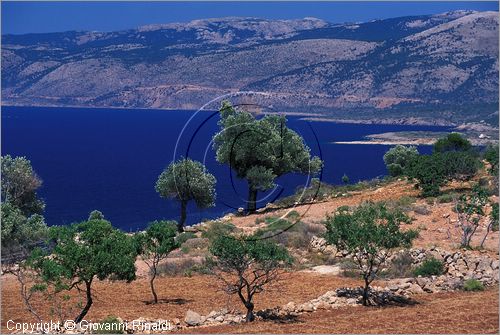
[
  {"xmin": 383, "ymin": 145, "xmax": 419, "ymax": 177},
  {"xmin": 28, "ymin": 211, "xmax": 137, "ymax": 323},
  {"xmin": 456, "ymin": 184, "xmax": 489, "ymax": 249},
  {"xmin": 324, "ymin": 202, "xmax": 417, "ymax": 306},
  {"xmin": 208, "ymin": 234, "xmax": 292, "ymax": 322},
  {"xmin": 135, "ymin": 220, "xmax": 178, "ymax": 303},
  {"xmin": 156, "ymin": 158, "xmax": 216, "ymax": 232},
  {"xmin": 480, "ymin": 202, "xmax": 499, "ymax": 248}
]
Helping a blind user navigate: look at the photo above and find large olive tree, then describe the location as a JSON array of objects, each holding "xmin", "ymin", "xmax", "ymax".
[
  {"xmin": 1, "ymin": 155, "xmax": 48, "ymax": 263},
  {"xmin": 1, "ymin": 155, "xmax": 45, "ymax": 216},
  {"xmin": 213, "ymin": 101, "xmax": 322, "ymax": 213},
  {"xmin": 156, "ymin": 158, "xmax": 216, "ymax": 232}
]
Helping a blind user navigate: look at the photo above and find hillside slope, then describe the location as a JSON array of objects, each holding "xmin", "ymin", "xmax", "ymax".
[{"xmin": 2, "ymin": 11, "xmax": 498, "ymax": 124}]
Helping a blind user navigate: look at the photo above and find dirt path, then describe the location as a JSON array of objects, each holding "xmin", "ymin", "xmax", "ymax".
[{"xmin": 231, "ymin": 181, "xmax": 418, "ymax": 229}]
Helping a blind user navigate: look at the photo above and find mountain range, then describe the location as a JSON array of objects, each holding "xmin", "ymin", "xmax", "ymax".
[{"xmin": 2, "ymin": 10, "xmax": 499, "ymax": 125}]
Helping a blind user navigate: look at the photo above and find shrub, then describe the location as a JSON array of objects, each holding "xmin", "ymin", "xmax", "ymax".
[
  {"xmin": 433, "ymin": 133, "xmax": 472, "ymax": 153},
  {"xmin": 157, "ymin": 258, "xmax": 209, "ymax": 276},
  {"xmin": 176, "ymin": 232, "xmax": 196, "ymax": 245},
  {"xmin": 338, "ymin": 259, "xmax": 361, "ymax": 278},
  {"xmin": 201, "ymin": 221, "xmax": 237, "ymax": 241},
  {"xmin": 484, "ymin": 144, "xmax": 499, "ymax": 176},
  {"xmin": 179, "ymin": 237, "xmax": 209, "ymax": 255},
  {"xmin": 405, "ymin": 152, "xmax": 480, "ymax": 197},
  {"xmin": 437, "ymin": 193, "xmax": 455, "ymax": 204},
  {"xmin": 463, "ymin": 279, "xmax": 484, "ymax": 292},
  {"xmin": 381, "ymin": 251, "xmax": 415, "ymax": 278},
  {"xmin": 94, "ymin": 316, "xmax": 124, "ymax": 334},
  {"xmin": 285, "ymin": 210, "xmax": 300, "ymax": 219},
  {"xmin": 413, "ymin": 205, "xmax": 431, "ymax": 216},
  {"xmin": 413, "ymin": 257, "xmax": 444, "ymax": 277}
]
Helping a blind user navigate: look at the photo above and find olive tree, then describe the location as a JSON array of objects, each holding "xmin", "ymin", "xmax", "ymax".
[
  {"xmin": 480, "ymin": 202, "xmax": 499, "ymax": 248},
  {"xmin": 29, "ymin": 211, "xmax": 137, "ymax": 323},
  {"xmin": 208, "ymin": 234, "xmax": 292, "ymax": 322},
  {"xmin": 324, "ymin": 202, "xmax": 417, "ymax": 306},
  {"xmin": 213, "ymin": 101, "xmax": 322, "ymax": 213},
  {"xmin": 156, "ymin": 158, "xmax": 216, "ymax": 232},
  {"xmin": 455, "ymin": 184, "xmax": 489, "ymax": 249},
  {"xmin": 135, "ymin": 220, "xmax": 178, "ymax": 303},
  {"xmin": 1, "ymin": 155, "xmax": 45, "ymax": 216},
  {"xmin": 383, "ymin": 145, "xmax": 419, "ymax": 177},
  {"xmin": 1, "ymin": 155, "xmax": 48, "ymax": 266},
  {"xmin": 1, "ymin": 203, "xmax": 47, "ymax": 262}
]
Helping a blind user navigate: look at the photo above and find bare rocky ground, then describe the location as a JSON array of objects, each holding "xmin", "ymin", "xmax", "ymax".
[{"xmin": 1, "ymin": 178, "xmax": 498, "ymax": 333}]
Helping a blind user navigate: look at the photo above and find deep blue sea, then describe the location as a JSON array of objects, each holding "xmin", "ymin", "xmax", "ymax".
[{"xmin": 1, "ymin": 106, "xmax": 452, "ymax": 231}]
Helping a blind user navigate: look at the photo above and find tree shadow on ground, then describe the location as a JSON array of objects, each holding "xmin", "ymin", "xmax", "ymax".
[
  {"xmin": 337, "ymin": 287, "xmax": 419, "ymax": 307},
  {"xmin": 256, "ymin": 310, "xmax": 304, "ymax": 324}
]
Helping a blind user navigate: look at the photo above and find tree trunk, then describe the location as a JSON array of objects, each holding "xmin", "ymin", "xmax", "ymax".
[
  {"xmin": 178, "ymin": 201, "xmax": 187, "ymax": 232},
  {"xmin": 245, "ymin": 301, "xmax": 255, "ymax": 322},
  {"xmin": 480, "ymin": 223, "xmax": 492, "ymax": 248},
  {"xmin": 247, "ymin": 187, "xmax": 258, "ymax": 214},
  {"xmin": 150, "ymin": 268, "xmax": 158, "ymax": 304},
  {"xmin": 74, "ymin": 279, "xmax": 93, "ymax": 323},
  {"xmin": 362, "ymin": 278, "xmax": 370, "ymax": 306}
]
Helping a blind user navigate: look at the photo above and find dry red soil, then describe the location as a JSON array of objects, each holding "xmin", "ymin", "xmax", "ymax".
[{"xmin": 2, "ymin": 180, "xmax": 498, "ymax": 333}]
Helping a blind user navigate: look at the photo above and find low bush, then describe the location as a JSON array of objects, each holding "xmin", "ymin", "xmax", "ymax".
[
  {"xmin": 176, "ymin": 232, "xmax": 196, "ymax": 245},
  {"xmin": 413, "ymin": 257, "xmax": 444, "ymax": 277},
  {"xmin": 201, "ymin": 221, "xmax": 237, "ymax": 241},
  {"xmin": 94, "ymin": 316, "xmax": 124, "ymax": 334},
  {"xmin": 381, "ymin": 251, "xmax": 414, "ymax": 278},
  {"xmin": 275, "ymin": 178, "xmax": 388, "ymax": 207},
  {"xmin": 338, "ymin": 259, "xmax": 360, "ymax": 278},
  {"xmin": 179, "ymin": 237, "xmax": 209, "ymax": 255},
  {"xmin": 256, "ymin": 218, "xmax": 324, "ymax": 250},
  {"xmin": 463, "ymin": 279, "xmax": 485, "ymax": 291},
  {"xmin": 285, "ymin": 210, "xmax": 300, "ymax": 219},
  {"xmin": 437, "ymin": 193, "xmax": 455, "ymax": 204},
  {"xmin": 157, "ymin": 257, "xmax": 210, "ymax": 276},
  {"xmin": 413, "ymin": 205, "xmax": 431, "ymax": 216}
]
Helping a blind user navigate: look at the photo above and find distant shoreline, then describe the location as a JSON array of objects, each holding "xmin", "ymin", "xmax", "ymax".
[{"xmin": 1, "ymin": 104, "xmax": 322, "ymax": 118}]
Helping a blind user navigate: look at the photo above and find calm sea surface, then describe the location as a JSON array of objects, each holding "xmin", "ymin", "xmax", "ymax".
[{"xmin": 1, "ymin": 106, "xmax": 452, "ymax": 230}]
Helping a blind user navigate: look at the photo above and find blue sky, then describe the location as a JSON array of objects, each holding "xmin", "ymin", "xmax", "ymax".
[{"xmin": 2, "ymin": 1, "xmax": 498, "ymax": 35}]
